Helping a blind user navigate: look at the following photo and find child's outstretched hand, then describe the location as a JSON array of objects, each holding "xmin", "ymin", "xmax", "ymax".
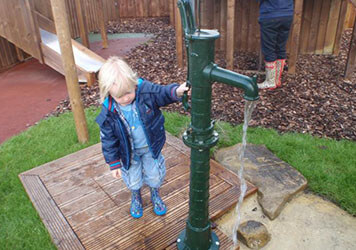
[
  {"xmin": 111, "ymin": 169, "xmax": 122, "ymax": 179},
  {"xmin": 176, "ymin": 82, "xmax": 190, "ymax": 97}
]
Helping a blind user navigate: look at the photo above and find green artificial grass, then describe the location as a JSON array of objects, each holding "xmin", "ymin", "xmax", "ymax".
[{"xmin": 0, "ymin": 109, "xmax": 355, "ymax": 249}]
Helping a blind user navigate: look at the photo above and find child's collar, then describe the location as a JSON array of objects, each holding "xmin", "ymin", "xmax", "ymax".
[{"xmin": 103, "ymin": 78, "xmax": 143, "ymax": 112}]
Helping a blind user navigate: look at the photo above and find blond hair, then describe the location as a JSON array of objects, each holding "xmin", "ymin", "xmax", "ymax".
[{"xmin": 98, "ymin": 56, "xmax": 138, "ymax": 103}]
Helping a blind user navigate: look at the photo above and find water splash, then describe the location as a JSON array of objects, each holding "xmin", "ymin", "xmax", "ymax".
[{"xmin": 232, "ymin": 100, "xmax": 257, "ymax": 248}]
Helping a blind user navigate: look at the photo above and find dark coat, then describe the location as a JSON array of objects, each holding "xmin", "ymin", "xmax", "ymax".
[
  {"xmin": 96, "ymin": 78, "xmax": 180, "ymax": 170},
  {"xmin": 259, "ymin": 0, "xmax": 294, "ymax": 20}
]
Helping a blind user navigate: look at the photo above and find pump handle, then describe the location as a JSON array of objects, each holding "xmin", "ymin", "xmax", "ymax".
[
  {"xmin": 177, "ymin": 0, "xmax": 196, "ymax": 35},
  {"xmin": 182, "ymin": 81, "xmax": 191, "ymax": 111}
]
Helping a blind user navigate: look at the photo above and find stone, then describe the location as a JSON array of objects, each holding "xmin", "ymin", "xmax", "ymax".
[
  {"xmin": 214, "ymin": 144, "xmax": 308, "ymax": 219},
  {"xmin": 237, "ymin": 220, "xmax": 271, "ymax": 249}
]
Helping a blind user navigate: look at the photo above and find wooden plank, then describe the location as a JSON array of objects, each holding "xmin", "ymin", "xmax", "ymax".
[
  {"xmin": 97, "ymin": 0, "xmax": 108, "ymax": 49},
  {"xmin": 324, "ymin": 0, "xmax": 342, "ymax": 54},
  {"xmin": 175, "ymin": 0, "xmax": 183, "ymax": 68},
  {"xmin": 307, "ymin": 0, "xmax": 323, "ymax": 53},
  {"xmin": 251, "ymin": 0, "xmax": 260, "ymax": 53},
  {"xmin": 35, "ymin": 11, "xmax": 56, "ymax": 33},
  {"xmin": 26, "ymin": 0, "xmax": 44, "ymax": 62},
  {"xmin": 299, "ymin": 0, "xmax": 313, "ymax": 54},
  {"xmin": 119, "ymin": 0, "xmax": 127, "ymax": 17},
  {"xmin": 66, "ymin": 0, "xmax": 78, "ymax": 38},
  {"xmin": 160, "ymin": 0, "xmax": 169, "ymax": 16},
  {"xmin": 315, "ymin": 0, "xmax": 332, "ymax": 54},
  {"xmin": 0, "ymin": 0, "xmax": 44, "ymax": 63},
  {"xmin": 136, "ymin": 0, "xmax": 144, "ymax": 17},
  {"xmin": 74, "ymin": 0, "xmax": 90, "ymax": 48},
  {"xmin": 235, "ymin": 0, "xmax": 243, "ymax": 52},
  {"xmin": 219, "ymin": 0, "xmax": 227, "ymax": 51},
  {"xmin": 226, "ymin": 0, "xmax": 236, "ymax": 69},
  {"xmin": 150, "ymin": 0, "xmax": 158, "ymax": 17},
  {"xmin": 288, "ymin": 0, "xmax": 304, "ymax": 74},
  {"xmin": 19, "ymin": 175, "xmax": 84, "ymax": 250},
  {"xmin": 345, "ymin": 19, "xmax": 356, "ymax": 79},
  {"xmin": 213, "ymin": 0, "xmax": 220, "ymax": 30},
  {"xmin": 247, "ymin": 0, "xmax": 255, "ymax": 52},
  {"xmin": 350, "ymin": 0, "xmax": 356, "ymax": 8},
  {"xmin": 201, "ymin": 0, "xmax": 214, "ymax": 28},
  {"xmin": 333, "ymin": 0, "xmax": 348, "ymax": 55},
  {"xmin": 82, "ymin": 179, "xmax": 227, "ymax": 249},
  {"xmin": 121, "ymin": 183, "xmax": 235, "ymax": 249},
  {"xmin": 0, "ymin": 38, "xmax": 12, "ymax": 66},
  {"xmin": 15, "ymin": 46, "xmax": 25, "ymax": 61},
  {"xmin": 240, "ymin": 0, "xmax": 249, "ymax": 51},
  {"xmin": 345, "ymin": 2, "xmax": 356, "ymax": 29},
  {"xmin": 127, "ymin": 0, "xmax": 136, "ymax": 17},
  {"xmin": 169, "ymin": 0, "xmax": 175, "ymax": 25},
  {"xmin": 20, "ymin": 132, "xmax": 256, "ymax": 249},
  {"xmin": 51, "ymin": 0, "xmax": 89, "ymax": 143}
]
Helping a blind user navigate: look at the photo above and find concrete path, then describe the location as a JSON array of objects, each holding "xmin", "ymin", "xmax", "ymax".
[{"xmin": 216, "ymin": 189, "xmax": 356, "ymax": 249}]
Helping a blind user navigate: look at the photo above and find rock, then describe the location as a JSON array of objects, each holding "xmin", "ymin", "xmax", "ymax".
[
  {"xmin": 214, "ymin": 144, "xmax": 308, "ymax": 219},
  {"xmin": 237, "ymin": 220, "xmax": 271, "ymax": 249}
]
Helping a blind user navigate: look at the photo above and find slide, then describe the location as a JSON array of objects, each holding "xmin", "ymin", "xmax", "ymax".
[{"xmin": 40, "ymin": 29, "xmax": 105, "ymax": 83}]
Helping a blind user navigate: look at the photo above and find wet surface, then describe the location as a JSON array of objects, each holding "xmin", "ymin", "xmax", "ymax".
[{"xmin": 0, "ymin": 36, "xmax": 151, "ymax": 144}]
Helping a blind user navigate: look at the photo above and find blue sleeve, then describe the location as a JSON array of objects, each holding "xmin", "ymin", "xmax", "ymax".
[
  {"xmin": 96, "ymin": 115, "xmax": 122, "ymax": 170},
  {"xmin": 154, "ymin": 83, "xmax": 181, "ymax": 107},
  {"xmin": 143, "ymin": 80, "xmax": 181, "ymax": 108}
]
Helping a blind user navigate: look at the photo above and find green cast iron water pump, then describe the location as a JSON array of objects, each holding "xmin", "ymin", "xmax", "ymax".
[{"xmin": 176, "ymin": 1, "xmax": 259, "ymax": 249}]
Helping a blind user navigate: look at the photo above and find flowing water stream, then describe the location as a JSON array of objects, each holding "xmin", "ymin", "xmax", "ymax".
[{"xmin": 232, "ymin": 100, "xmax": 257, "ymax": 248}]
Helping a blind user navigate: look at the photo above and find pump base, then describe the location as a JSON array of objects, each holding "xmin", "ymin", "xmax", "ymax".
[{"xmin": 177, "ymin": 229, "xmax": 220, "ymax": 250}]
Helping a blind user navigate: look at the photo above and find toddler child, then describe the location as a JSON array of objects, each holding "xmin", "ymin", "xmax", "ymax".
[{"xmin": 96, "ymin": 56, "xmax": 188, "ymax": 218}]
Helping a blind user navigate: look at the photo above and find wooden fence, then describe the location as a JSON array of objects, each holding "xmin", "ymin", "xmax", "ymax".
[
  {"xmin": 1, "ymin": 0, "xmax": 356, "ymax": 72},
  {"xmin": 197, "ymin": 0, "xmax": 351, "ymax": 55},
  {"xmin": 65, "ymin": 0, "xmax": 171, "ymax": 37},
  {"xmin": 0, "ymin": 37, "xmax": 21, "ymax": 72}
]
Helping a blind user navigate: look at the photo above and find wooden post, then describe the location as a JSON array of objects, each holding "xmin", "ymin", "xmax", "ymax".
[
  {"xmin": 345, "ymin": 2, "xmax": 356, "ymax": 29},
  {"xmin": 226, "ymin": 0, "xmax": 235, "ymax": 70},
  {"xmin": 50, "ymin": 0, "xmax": 89, "ymax": 143},
  {"xmin": 86, "ymin": 72, "xmax": 96, "ymax": 87},
  {"xmin": 175, "ymin": 0, "xmax": 184, "ymax": 68},
  {"xmin": 219, "ymin": 0, "xmax": 227, "ymax": 52},
  {"xmin": 74, "ymin": 0, "xmax": 90, "ymax": 48},
  {"xmin": 98, "ymin": 0, "xmax": 108, "ymax": 49},
  {"xmin": 114, "ymin": 0, "xmax": 120, "ymax": 22},
  {"xmin": 333, "ymin": 0, "xmax": 348, "ymax": 55},
  {"xmin": 345, "ymin": 19, "xmax": 356, "ymax": 79},
  {"xmin": 15, "ymin": 46, "xmax": 25, "ymax": 62},
  {"xmin": 169, "ymin": 0, "xmax": 175, "ymax": 25},
  {"xmin": 288, "ymin": 0, "xmax": 303, "ymax": 74},
  {"xmin": 324, "ymin": 0, "xmax": 342, "ymax": 54}
]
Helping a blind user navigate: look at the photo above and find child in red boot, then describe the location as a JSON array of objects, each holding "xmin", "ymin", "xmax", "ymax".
[{"xmin": 257, "ymin": 0, "xmax": 293, "ymax": 90}]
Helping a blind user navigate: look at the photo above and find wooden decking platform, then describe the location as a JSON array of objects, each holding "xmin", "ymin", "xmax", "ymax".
[{"xmin": 19, "ymin": 133, "xmax": 257, "ymax": 249}]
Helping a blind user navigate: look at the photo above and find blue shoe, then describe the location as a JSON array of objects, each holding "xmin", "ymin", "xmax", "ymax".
[
  {"xmin": 130, "ymin": 189, "xmax": 143, "ymax": 219},
  {"xmin": 150, "ymin": 187, "xmax": 167, "ymax": 216}
]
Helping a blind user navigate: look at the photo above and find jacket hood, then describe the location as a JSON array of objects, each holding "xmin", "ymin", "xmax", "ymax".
[{"xmin": 103, "ymin": 78, "xmax": 144, "ymax": 113}]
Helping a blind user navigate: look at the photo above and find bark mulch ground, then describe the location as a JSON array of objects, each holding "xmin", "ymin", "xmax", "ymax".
[{"xmin": 52, "ymin": 17, "xmax": 356, "ymax": 141}]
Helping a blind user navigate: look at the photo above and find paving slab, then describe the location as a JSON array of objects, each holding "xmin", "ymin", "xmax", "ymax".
[
  {"xmin": 214, "ymin": 143, "xmax": 308, "ymax": 219},
  {"xmin": 216, "ymin": 192, "xmax": 356, "ymax": 250}
]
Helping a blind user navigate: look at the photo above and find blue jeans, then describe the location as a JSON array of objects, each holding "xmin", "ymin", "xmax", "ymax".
[
  {"xmin": 259, "ymin": 16, "xmax": 293, "ymax": 62},
  {"xmin": 120, "ymin": 147, "xmax": 166, "ymax": 191}
]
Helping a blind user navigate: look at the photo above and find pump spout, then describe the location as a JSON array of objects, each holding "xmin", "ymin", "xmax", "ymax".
[{"xmin": 203, "ymin": 63, "xmax": 259, "ymax": 101}]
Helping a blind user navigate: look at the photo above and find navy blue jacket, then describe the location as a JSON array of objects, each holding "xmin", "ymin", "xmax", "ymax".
[
  {"xmin": 96, "ymin": 78, "xmax": 180, "ymax": 171},
  {"xmin": 258, "ymin": 0, "xmax": 294, "ymax": 21}
]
